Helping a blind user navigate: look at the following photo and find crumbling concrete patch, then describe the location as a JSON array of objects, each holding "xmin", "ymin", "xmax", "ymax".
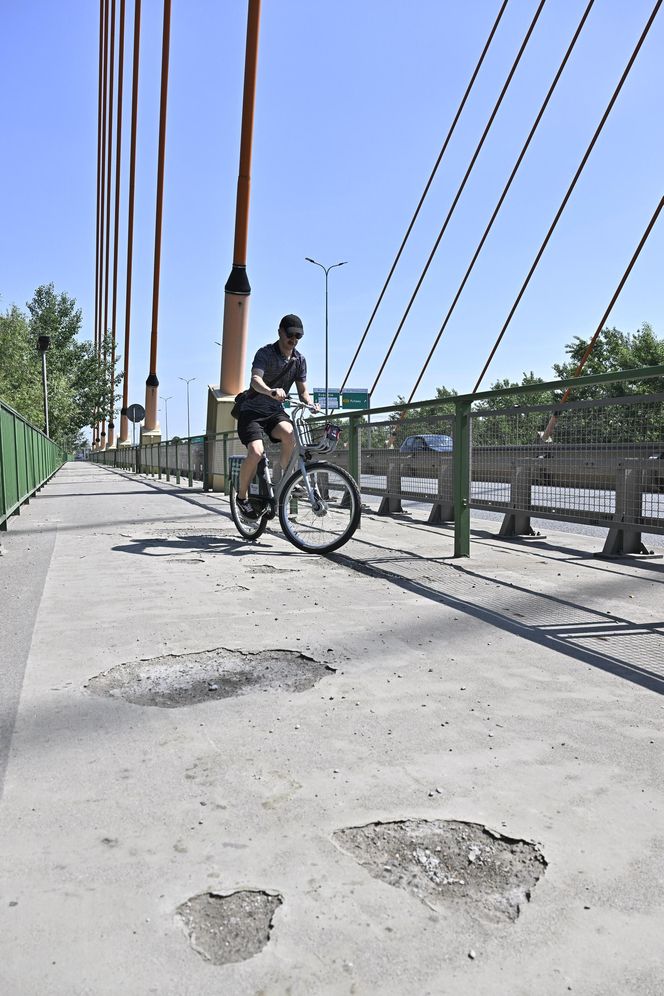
[
  {"xmin": 249, "ymin": 565, "xmax": 298, "ymax": 574},
  {"xmin": 176, "ymin": 890, "xmax": 282, "ymax": 965},
  {"xmin": 333, "ymin": 819, "xmax": 546, "ymax": 922},
  {"xmin": 85, "ymin": 648, "xmax": 334, "ymax": 708}
]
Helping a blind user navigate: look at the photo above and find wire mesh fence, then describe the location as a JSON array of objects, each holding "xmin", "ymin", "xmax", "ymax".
[
  {"xmin": 87, "ymin": 366, "xmax": 664, "ymax": 556},
  {"xmin": 470, "ymin": 393, "xmax": 664, "ymax": 534}
]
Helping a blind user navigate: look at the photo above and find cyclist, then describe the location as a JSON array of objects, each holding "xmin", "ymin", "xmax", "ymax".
[{"xmin": 235, "ymin": 314, "xmax": 319, "ymax": 518}]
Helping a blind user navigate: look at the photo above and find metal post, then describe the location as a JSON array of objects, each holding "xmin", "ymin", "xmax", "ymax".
[
  {"xmin": 0, "ymin": 409, "xmax": 8, "ymax": 529},
  {"xmin": 453, "ymin": 399, "xmax": 471, "ymax": 557},
  {"xmin": 41, "ymin": 352, "xmax": 49, "ymax": 437},
  {"xmin": 348, "ymin": 415, "xmax": 359, "ymax": 483},
  {"xmin": 36, "ymin": 335, "xmax": 51, "ymax": 437},
  {"xmin": 305, "ymin": 258, "xmax": 347, "ymax": 415},
  {"xmin": 160, "ymin": 394, "xmax": 172, "ymax": 439},
  {"xmin": 203, "ymin": 433, "xmax": 210, "ymax": 491},
  {"xmin": 179, "ymin": 377, "xmax": 195, "ymax": 439},
  {"xmin": 324, "ymin": 268, "xmax": 328, "ymax": 416}
]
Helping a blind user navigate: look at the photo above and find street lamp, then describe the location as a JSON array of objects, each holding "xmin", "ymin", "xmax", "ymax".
[
  {"xmin": 160, "ymin": 395, "xmax": 173, "ymax": 440},
  {"xmin": 305, "ymin": 257, "xmax": 347, "ymax": 415},
  {"xmin": 178, "ymin": 377, "xmax": 196, "ymax": 438},
  {"xmin": 36, "ymin": 335, "xmax": 51, "ymax": 436}
]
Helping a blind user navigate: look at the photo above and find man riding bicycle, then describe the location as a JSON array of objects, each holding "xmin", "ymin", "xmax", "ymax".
[{"xmin": 235, "ymin": 314, "xmax": 319, "ymax": 518}]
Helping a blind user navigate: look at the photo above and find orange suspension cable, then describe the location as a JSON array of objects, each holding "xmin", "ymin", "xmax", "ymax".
[
  {"xmin": 406, "ymin": 0, "xmax": 594, "ymax": 405},
  {"xmin": 339, "ymin": 0, "xmax": 509, "ymax": 393},
  {"xmin": 370, "ymin": 0, "xmax": 546, "ymax": 399},
  {"xmin": 473, "ymin": 0, "xmax": 663, "ymax": 393},
  {"xmin": 540, "ymin": 195, "xmax": 663, "ymax": 440}
]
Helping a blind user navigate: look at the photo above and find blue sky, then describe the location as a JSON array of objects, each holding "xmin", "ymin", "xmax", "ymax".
[{"xmin": 1, "ymin": 0, "xmax": 662, "ymax": 440}]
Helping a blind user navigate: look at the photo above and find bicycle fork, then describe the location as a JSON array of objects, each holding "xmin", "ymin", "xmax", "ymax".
[{"xmin": 295, "ymin": 456, "xmax": 326, "ymax": 514}]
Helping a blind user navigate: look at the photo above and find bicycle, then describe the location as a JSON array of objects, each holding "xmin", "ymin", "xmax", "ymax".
[{"xmin": 228, "ymin": 401, "xmax": 361, "ymax": 554}]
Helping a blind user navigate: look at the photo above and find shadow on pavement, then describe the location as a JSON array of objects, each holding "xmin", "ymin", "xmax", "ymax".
[{"xmin": 330, "ymin": 539, "xmax": 664, "ymax": 695}]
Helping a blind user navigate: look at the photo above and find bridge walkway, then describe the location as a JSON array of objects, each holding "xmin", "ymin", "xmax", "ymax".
[{"xmin": 1, "ymin": 461, "xmax": 663, "ymax": 994}]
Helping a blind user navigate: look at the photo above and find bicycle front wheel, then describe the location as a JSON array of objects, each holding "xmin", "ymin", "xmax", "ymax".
[
  {"xmin": 278, "ymin": 461, "xmax": 361, "ymax": 554},
  {"xmin": 229, "ymin": 481, "xmax": 268, "ymax": 541}
]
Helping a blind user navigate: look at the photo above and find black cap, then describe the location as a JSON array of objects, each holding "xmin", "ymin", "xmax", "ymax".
[{"xmin": 279, "ymin": 314, "xmax": 304, "ymax": 336}]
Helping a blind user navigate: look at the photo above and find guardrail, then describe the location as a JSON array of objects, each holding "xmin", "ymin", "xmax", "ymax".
[
  {"xmin": 88, "ymin": 435, "xmax": 207, "ymax": 487},
  {"xmin": 88, "ymin": 365, "xmax": 664, "ymax": 558},
  {"xmin": 0, "ymin": 400, "xmax": 66, "ymax": 530},
  {"xmin": 337, "ymin": 367, "xmax": 663, "ymax": 557}
]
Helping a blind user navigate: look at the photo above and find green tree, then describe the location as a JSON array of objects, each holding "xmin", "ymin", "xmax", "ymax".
[
  {"xmin": 0, "ymin": 283, "xmax": 122, "ymax": 451},
  {"xmin": 471, "ymin": 372, "xmax": 555, "ymax": 445},
  {"xmin": 553, "ymin": 323, "xmax": 664, "ymax": 396},
  {"xmin": 0, "ymin": 304, "xmax": 43, "ymax": 423},
  {"xmin": 549, "ymin": 323, "xmax": 664, "ymax": 443}
]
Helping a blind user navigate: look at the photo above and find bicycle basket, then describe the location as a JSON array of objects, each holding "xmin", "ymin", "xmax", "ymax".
[{"xmin": 300, "ymin": 421, "xmax": 342, "ymax": 454}]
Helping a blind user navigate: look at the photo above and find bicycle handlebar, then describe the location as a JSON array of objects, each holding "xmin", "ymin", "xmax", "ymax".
[{"xmin": 287, "ymin": 398, "xmax": 322, "ymax": 418}]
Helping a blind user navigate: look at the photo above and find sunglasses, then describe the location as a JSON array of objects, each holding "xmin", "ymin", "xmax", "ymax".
[{"xmin": 283, "ymin": 330, "xmax": 303, "ymax": 340}]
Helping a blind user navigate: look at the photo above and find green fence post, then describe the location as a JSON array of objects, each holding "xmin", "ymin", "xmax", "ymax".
[
  {"xmin": 222, "ymin": 434, "xmax": 229, "ymax": 494},
  {"xmin": 203, "ymin": 434, "xmax": 210, "ymax": 491},
  {"xmin": 12, "ymin": 414, "xmax": 22, "ymax": 514},
  {"xmin": 348, "ymin": 415, "xmax": 359, "ymax": 484},
  {"xmin": 453, "ymin": 398, "xmax": 471, "ymax": 558},
  {"xmin": 165, "ymin": 440, "xmax": 169, "ymax": 482},
  {"xmin": 24, "ymin": 421, "xmax": 32, "ymax": 494},
  {"xmin": 0, "ymin": 410, "xmax": 7, "ymax": 529},
  {"xmin": 175, "ymin": 441, "xmax": 180, "ymax": 484}
]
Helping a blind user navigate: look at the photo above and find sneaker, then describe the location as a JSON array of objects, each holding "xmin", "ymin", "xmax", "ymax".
[{"xmin": 236, "ymin": 496, "xmax": 258, "ymax": 519}]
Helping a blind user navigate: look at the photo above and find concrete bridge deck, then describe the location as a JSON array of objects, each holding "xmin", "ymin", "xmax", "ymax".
[{"xmin": 1, "ymin": 462, "xmax": 663, "ymax": 995}]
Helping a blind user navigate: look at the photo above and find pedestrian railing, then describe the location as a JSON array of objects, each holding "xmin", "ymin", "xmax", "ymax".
[
  {"xmin": 332, "ymin": 365, "xmax": 664, "ymax": 556},
  {"xmin": 88, "ymin": 435, "xmax": 206, "ymax": 486},
  {"xmin": 88, "ymin": 366, "xmax": 664, "ymax": 557},
  {"xmin": 0, "ymin": 400, "xmax": 65, "ymax": 531}
]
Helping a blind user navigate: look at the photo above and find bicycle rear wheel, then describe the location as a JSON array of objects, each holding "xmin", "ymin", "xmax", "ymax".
[
  {"xmin": 229, "ymin": 481, "xmax": 268, "ymax": 540},
  {"xmin": 278, "ymin": 461, "xmax": 361, "ymax": 554}
]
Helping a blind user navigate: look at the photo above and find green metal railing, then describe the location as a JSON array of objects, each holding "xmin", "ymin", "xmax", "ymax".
[
  {"xmin": 0, "ymin": 400, "xmax": 65, "ymax": 530},
  {"xmin": 85, "ymin": 365, "xmax": 664, "ymax": 558},
  {"xmin": 87, "ymin": 434, "xmax": 206, "ymax": 488},
  {"xmin": 333, "ymin": 364, "xmax": 664, "ymax": 557}
]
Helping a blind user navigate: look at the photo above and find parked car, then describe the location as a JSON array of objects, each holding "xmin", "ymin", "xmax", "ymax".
[{"xmin": 399, "ymin": 434, "xmax": 453, "ymax": 453}]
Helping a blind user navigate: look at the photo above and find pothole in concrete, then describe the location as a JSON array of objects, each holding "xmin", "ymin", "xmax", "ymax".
[
  {"xmin": 176, "ymin": 890, "xmax": 282, "ymax": 965},
  {"xmin": 85, "ymin": 647, "xmax": 334, "ymax": 707},
  {"xmin": 333, "ymin": 819, "xmax": 546, "ymax": 922}
]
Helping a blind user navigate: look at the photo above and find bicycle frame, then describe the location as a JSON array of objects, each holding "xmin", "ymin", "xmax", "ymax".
[{"xmin": 253, "ymin": 402, "xmax": 327, "ymax": 513}]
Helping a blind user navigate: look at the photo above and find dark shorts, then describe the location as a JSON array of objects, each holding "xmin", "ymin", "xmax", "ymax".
[{"xmin": 237, "ymin": 409, "xmax": 291, "ymax": 446}]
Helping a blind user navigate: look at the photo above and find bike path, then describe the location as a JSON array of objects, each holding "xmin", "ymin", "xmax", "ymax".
[{"xmin": 1, "ymin": 462, "xmax": 663, "ymax": 995}]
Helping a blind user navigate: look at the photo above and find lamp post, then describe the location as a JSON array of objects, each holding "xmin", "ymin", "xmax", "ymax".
[
  {"xmin": 36, "ymin": 335, "xmax": 51, "ymax": 436},
  {"xmin": 305, "ymin": 257, "xmax": 347, "ymax": 415},
  {"xmin": 160, "ymin": 395, "xmax": 173, "ymax": 440},
  {"xmin": 179, "ymin": 376, "xmax": 195, "ymax": 438}
]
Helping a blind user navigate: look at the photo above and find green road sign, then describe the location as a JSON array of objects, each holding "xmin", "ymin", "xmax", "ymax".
[
  {"xmin": 313, "ymin": 389, "xmax": 341, "ymax": 409},
  {"xmin": 341, "ymin": 389, "xmax": 369, "ymax": 410}
]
